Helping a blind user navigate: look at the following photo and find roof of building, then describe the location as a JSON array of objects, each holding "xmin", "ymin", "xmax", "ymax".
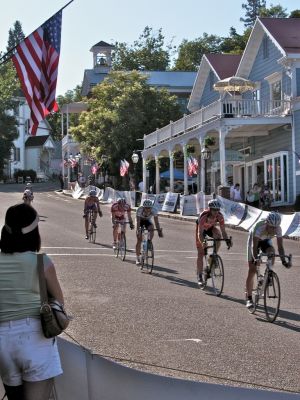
[
  {"xmin": 205, "ymin": 54, "xmax": 242, "ymax": 79},
  {"xmin": 81, "ymin": 69, "xmax": 197, "ymax": 96},
  {"xmin": 91, "ymin": 41, "xmax": 115, "ymax": 48},
  {"xmin": 25, "ymin": 135, "xmax": 49, "ymax": 147},
  {"xmin": 260, "ymin": 17, "xmax": 300, "ymax": 54}
]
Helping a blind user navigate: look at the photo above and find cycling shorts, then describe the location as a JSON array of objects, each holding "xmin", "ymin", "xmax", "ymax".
[
  {"xmin": 140, "ymin": 220, "xmax": 153, "ymax": 230},
  {"xmin": 247, "ymin": 238, "xmax": 273, "ymax": 262},
  {"xmin": 196, "ymin": 227, "xmax": 219, "ymax": 248}
]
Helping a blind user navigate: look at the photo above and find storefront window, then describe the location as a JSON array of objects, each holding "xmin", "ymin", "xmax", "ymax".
[{"xmin": 264, "ymin": 153, "xmax": 288, "ymax": 204}]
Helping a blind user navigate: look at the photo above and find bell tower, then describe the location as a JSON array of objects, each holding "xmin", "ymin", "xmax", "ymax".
[{"xmin": 90, "ymin": 40, "xmax": 115, "ymax": 73}]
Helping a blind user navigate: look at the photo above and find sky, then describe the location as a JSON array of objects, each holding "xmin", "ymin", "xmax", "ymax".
[{"xmin": 0, "ymin": 0, "xmax": 299, "ymax": 96}]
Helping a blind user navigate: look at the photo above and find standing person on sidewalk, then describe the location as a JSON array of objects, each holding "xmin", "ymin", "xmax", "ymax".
[{"xmin": 0, "ymin": 204, "xmax": 66, "ymax": 400}]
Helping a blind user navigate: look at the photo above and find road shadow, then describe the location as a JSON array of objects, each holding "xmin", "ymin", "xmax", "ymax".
[{"xmin": 150, "ymin": 269, "xmax": 199, "ymax": 289}]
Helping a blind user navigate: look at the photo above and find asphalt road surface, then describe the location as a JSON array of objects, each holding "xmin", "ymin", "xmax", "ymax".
[{"xmin": 1, "ymin": 183, "xmax": 299, "ymax": 395}]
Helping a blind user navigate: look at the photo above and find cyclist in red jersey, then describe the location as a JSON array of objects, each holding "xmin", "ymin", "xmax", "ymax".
[
  {"xmin": 196, "ymin": 199, "xmax": 230, "ymax": 286},
  {"xmin": 111, "ymin": 198, "xmax": 134, "ymax": 248}
]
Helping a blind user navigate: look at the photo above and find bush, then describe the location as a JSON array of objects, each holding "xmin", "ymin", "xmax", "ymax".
[{"xmin": 13, "ymin": 169, "xmax": 37, "ymax": 183}]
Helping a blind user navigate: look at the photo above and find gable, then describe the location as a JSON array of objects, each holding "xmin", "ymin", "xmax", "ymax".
[{"xmin": 237, "ymin": 18, "xmax": 287, "ymax": 79}]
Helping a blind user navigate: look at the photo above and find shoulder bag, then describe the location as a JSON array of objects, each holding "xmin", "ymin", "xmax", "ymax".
[{"xmin": 37, "ymin": 253, "xmax": 70, "ymax": 338}]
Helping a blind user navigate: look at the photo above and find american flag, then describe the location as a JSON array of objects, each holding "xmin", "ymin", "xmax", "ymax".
[
  {"xmin": 91, "ymin": 164, "xmax": 98, "ymax": 175},
  {"xmin": 120, "ymin": 159, "xmax": 129, "ymax": 176},
  {"xmin": 12, "ymin": 11, "xmax": 62, "ymax": 135},
  {"xmin": 187, "ymin": 156, "xmax": 199, "ymax": 176}
]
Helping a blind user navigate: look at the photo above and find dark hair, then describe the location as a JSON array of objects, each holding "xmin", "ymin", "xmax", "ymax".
[{"xmin": 0, "ymin": 204, "xmax": 41, "ymax": 253}]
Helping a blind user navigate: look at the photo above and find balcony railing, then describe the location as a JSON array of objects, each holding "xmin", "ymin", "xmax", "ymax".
[{"xmin": 144, "ymin": 99, "xmax": 291, "ymax": 149}]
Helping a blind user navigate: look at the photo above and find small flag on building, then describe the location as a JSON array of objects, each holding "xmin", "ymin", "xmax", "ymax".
[{"xmin": 120, "ymin": 159, "xmax": 129, "ymax": 176}]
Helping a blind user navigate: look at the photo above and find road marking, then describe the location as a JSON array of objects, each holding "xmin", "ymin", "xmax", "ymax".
[{"xmin": 164, "ymin": 338, "xmax": 203, "ymax": 343}]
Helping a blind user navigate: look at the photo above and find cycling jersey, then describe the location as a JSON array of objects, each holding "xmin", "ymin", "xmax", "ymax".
[
  {"xmin": 84, "ymin": 197, "xmax": 100, "ymax": 213},
  {"xmin": 111, "ymin": 202, "xmax": 131, "ymax": 220},
  {"xmin": 136, "ymin": 206, "xmax": 157, "ymax": 221},
  {"xmin": 197, "ymin": 209, "xmax": 225, "ymax": 231},
  {"xmin": 247, "ymin": 220, "xmax": 282, "ymax": 261}
]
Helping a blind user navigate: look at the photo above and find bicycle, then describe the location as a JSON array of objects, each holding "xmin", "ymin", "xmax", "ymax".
[
  {"xmin": 139, "ymin": 227, "xmax": 160, "ymax": 274},
  {"xmin": 201, "ymin": 237, "xmax": 232, "ymax": 296},
  {"xmin": 87, "ymin": 209, "xmax": 97, "ymax": 243},
  {"xmin": 248, "ymin": 252, "xmax": 292, "ymax": 322},
  {"xmin": 113, "ymin": 221, "xmax": 132, "ymax": 261}
]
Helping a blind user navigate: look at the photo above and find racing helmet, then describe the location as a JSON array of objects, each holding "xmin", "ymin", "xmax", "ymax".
[
  {"xmin": 117, "ymin": 197, "xmax": 126, "ymax": 205},
  {"xmin": 208, "ymin": 199, "xmax": 221, "ymax": 210},
  {"xmin": 23, "ymin": 189, "xmax": 32, "ymax": 198},
  {"xmin": 89, "ymin": 189, "xmax": 97, "ymax": 197},
  {"xmin": 266, "ymin": 211, "xmax": 281, "ymax": 227},
  {"xmin": 142, "ymin": 199, "xmax": 153, "ymax": 208}
]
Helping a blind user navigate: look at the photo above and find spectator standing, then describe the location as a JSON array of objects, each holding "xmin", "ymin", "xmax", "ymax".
[
  {"xmin": 232, "ymin": 183, "xmax": 243, "ymax": 202},
  {"xmin": 260, "ymin": 184, "xmax": 273, "ymax": 210},
  {"xmin": 59, "ymin": 173, "xmax": 64, "ymax": 190},
  {"xmin": 78, "ymin": 173, "xmax": 86, "ymax": 188},
  {"xmin": 246, "ymin": 183, "xmax": 260, "ymax": 208},
  {"xmin": 0, "ymin": 204, "xmax": 65, "ymax": 399}
]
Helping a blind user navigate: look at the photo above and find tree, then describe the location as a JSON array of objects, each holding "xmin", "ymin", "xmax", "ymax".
[
  {"xmin": 70, "ymin": 71, "xmax": 182, "ymax": 180},
  {"xmin": 46, "ymin": 85, "xmax": 83, "ymax": 141},
  {"xmin": 173, "ymin": 33, "xmax": 222, "ymax": 71},
  {"xmin": 6, "ymin": 20, "xmax": 25, "ymax": 52},
  {"xmin": 289, "ymin": 9, "xmax": 300, "ymax": 18},
  {"xmin": 260, "ymin": 4, "xmax": 288, "ymax": 18},
  {"xmin": 0, "ymin": 62, "xmax": 19, "ymax": 179},
  {"xmin": 220, "ymin": 27, "xmax": 251, "ymax": 54},
  {"xmin": 240, "ymin": 0, "xmax": 266, "ymax": 28},
  {"xmin": 112, "ymin": 26, "xmax": 172, "ymax": 71}
]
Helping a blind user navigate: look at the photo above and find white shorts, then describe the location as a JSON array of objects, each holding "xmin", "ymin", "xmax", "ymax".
[{"xmin": 0, "ymin": 317, "xmax": 63, "ymax": 386}]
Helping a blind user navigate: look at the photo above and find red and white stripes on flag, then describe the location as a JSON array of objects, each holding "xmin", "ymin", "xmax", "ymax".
[
  {"xmin": 12, "ymin": 11, "xmax": 62, "ymax": 135},
  {"xmin": 91, "ymin": 164, "xmax": 98, "ymax": 175},
  {"xmin": 187, "ymin": 156, "xmax": 199, "ymax": 176},
  {"xmin": 120, "ymin": 159, "xmax": 129, "ymax": 177}
]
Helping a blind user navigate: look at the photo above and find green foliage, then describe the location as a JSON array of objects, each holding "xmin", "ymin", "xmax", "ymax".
[
  {"xmin": 259, "ymin": 4, "xmax": 288, "ymax": 18},
  {"xmin": 46, "ymin": 85, "xmax": 83, "ymax": 141},
  {"xmin": 240, "ymin": 0, "xmax": 266, "ymax": 28},
  {"xmin": 173, "ymin": 34, "xmax": 222, "ymax": 71},
  {"xmin": 6, "ymin": 20, "xmax": 25, "ymax": 52},
  {"xmin": 0, "ymin": 62, "xmax": 19, "ymax": 173},
  {"xmin": 13, "ymin": 169, "xmax": 37, "ymax": 183},
  {"xmin": 289, "ymin": 9, "xmax": 300, "ymax": 18},
  {"xmin": 112, "ymin": 26, "xmax": 172, "ymax": 71},
  {"xmin": 70, "ymin": 71, "xmax": 182, "ymax": 177},
  {"xmin": 220, "ymin": 27, "xmax": 251, "ymax": 54}
]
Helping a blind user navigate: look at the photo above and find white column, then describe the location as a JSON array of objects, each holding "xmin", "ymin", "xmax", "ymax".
[
  {"xmin": 142, "ymin": 156, "xmax": 147, "ymax": 193},
  {"xmin": 169, "ymin": 149, "xmax": 174, "ymax": 192},
  {"xmin": 183, "ymin": 144, "xmax": 188, "ymax": 195},
  {"xmin": 199, "ymin": 137, "xmax": 205, "ymax": 193},
  {"xmin": 219, "ymin": 127, "xmax": 227, "ymax": 186},
  {"xmin": 155, "ymin": 154, "xmax": 160, "ymax": 194}
]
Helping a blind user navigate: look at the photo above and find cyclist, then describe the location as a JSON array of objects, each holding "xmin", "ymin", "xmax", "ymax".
[
  {"xmin": 196, "ymin": 199, "xmax": 231, "ymax": 287},
  {"xmin": 22, "ymin": 189, "xmax": 34, "ymax": 206},
  {"xmin": 245, "ymin": 211, "xmax": 291, "ymax": 308},
  {"xmin": 83, "ymin": 188, "xmax": 103, "ymax": 239},
  {"xmin": 135, "ymin": 199, "xmax": 163, "ymax": 265},
  {"xmin": 111, "ymin": 197, "xmax": 134, "ymax": 248}
]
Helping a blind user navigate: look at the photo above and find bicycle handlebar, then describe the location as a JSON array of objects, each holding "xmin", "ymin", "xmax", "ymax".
[{"xmin": 203, "ymin": 236, "xmax": 232, "ymax": 249}]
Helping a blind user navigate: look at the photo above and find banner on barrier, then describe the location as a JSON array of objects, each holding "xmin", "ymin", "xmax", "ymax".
[
  {"xmin": 181, "ymin": 194, "xmax": 198, "ymax": 216},
  {"xmin": 162, "ymin": 192, "xmax": 179, "ymax": 212},
  {"xmin": 217, "ymin": 196, "xmax": 246, "ymax": 226},
  {"xmin": 282, "ymin": 212, "xmax": 300, "ymax": 237}
]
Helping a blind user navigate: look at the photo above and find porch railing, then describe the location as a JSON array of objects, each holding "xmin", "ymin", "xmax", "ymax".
[{"xmin": 144, "ymin": 99, "xmax": 291, "ymax": 149}]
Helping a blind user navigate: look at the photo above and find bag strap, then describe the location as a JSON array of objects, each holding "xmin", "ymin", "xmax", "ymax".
[{"xmin": 37, "ymin": 253, "xmax": 48, "ymax": 305}]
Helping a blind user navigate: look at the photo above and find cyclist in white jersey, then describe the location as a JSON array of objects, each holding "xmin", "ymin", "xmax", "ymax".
[
  {"xmin": 135, "ymin": 199, "xmax": 163, "ymax": 265},
  {"xmin": 245, "ymin": 211, "xmax": 290, "ymax": 308}
]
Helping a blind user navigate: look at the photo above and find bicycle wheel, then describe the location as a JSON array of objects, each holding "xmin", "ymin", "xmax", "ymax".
[
  {"xmin": 146, "ymin": 240, "xmax": 154, "ymax": 274},
  {"xmin": 264, "ymin": 271, "xmax": 280, "ymax": 322},
  {"xmin": 118, "ymin": 232, "xmax": 126, "ymax": 261},
  {"xmin": 210, "ymin": 255, "xmax": 224, "ymax": 296}
]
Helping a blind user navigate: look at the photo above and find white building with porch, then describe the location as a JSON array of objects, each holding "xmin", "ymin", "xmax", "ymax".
[{"xmin": 142, "ymin": 17, "xmax": 300, "ymax": 207}]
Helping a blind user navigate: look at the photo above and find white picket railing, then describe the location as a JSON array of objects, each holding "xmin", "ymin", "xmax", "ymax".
[{"xmin": 144, "ymin": 99, "xmax": 291, "ymax": 149}]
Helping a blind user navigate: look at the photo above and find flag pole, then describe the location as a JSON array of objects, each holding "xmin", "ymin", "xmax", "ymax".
[{"xmin": 0, "ymin": 0, "xmax": 74, "ymax": 66}]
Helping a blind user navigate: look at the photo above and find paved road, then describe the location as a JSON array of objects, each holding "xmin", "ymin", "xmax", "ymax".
[{"xmin": 0, "ymin": 183, "xmax": 299, "ymax": 394}]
